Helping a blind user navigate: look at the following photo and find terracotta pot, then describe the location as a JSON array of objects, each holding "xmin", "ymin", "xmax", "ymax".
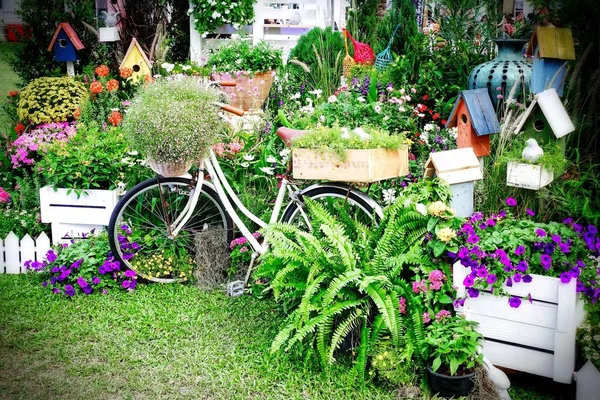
[
  {"xmin": 147, "ymin": 159, "xmax": 192, "ymax": 177},
  {"xmin": 211, "ymin": 71, "xmax": 275, "ymax": 111}
]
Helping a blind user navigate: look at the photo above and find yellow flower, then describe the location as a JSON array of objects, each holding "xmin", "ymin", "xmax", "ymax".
[
  {"xmin": 436, "ymin": 227, "xmax": 457, "ymax": 243},
  {"xmin": 427, "ymin": 201, "xmax": 448, "ymax": 217}
]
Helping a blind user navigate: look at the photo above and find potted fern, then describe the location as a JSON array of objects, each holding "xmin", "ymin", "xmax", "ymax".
[
  {"xmin": 207, "ymin": 40, "xmax": 282, "ymax": 110},
  {"xmin": 424, "ymin": 315, "xmax": 483, "ymax": 398}
]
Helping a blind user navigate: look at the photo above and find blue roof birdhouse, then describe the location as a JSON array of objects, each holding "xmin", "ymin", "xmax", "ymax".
[
  {"xmin": 526, "ymin": 27, "xmax": 575, "ymax": 96},
  {"xmin": 47, "ymin": 22, "xmax": 85, "ymax": 62},
  {"xmin": 446, "ymin": 89, "xmax": 500, "ymax": 157}
]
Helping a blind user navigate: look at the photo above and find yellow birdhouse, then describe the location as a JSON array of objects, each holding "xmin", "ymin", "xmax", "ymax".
[{"xmin": 120, "ymin": 38, "xmax": 152, "ymax": 82}]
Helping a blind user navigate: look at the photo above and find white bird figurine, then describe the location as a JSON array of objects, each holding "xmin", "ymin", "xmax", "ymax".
[
  {"xmin": 101, "ymin": 11, "xmax": 120, "ymax": 28},
  {"xmin": 522, "ymin": 138, "xmax": 544, "ymax": 162},
  {"xmin": 288, "ymin": 12, "xmax": 301, "ymax": 25}
]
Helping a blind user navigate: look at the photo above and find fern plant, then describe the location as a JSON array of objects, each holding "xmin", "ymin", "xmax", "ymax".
[{"xmin": 260, "ymin": 197, "xmax": 432, "ymax": 381}]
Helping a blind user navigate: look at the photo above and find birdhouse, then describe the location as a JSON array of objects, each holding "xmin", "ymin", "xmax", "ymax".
[
  {"xmin": 120, "ymin": 38, "xmax": 152, "ymax": 82},
  {"xmin": 47, "ymin": 22, "xmax": 85, "ymax": 77},
  {"xmin": 516, "ymin": 88, "xmax": 574, "ymax": 148},
  {"xmin": 526, "ymin": 27, "xmax": 575, "ymax": 96},
  {"xmin": 446, "ymin": 89, "xmax": 500, "ymax": 158},
  {"xmin": 424, "ymin": 148, "xmax": 483, "ymax": 217}
]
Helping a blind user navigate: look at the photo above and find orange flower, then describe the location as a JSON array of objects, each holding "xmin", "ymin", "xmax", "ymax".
[
  {"xmin": 14, "ymin": 122, "xmax": 25, "ymax": 135},
  {"xmin": 90, "ymin": 81, "xmax": 103, "ymax": 95},
  {"xmin": 8, "ymin": 90, "xmax": 19, "ymax": 97},
  {"xmin": 95, "ymin": 65, "xmax": 110, "ymax": 77},
  {"xmin": 120, "ymin": 67, "xmax": 133, "ymax": 79},
  {"xmin": 106, "ymin": 79, "xmax": 119, "ymax": 92},
  {"xmin": 144, "ymin": 74, "xmax": 153, "ymax": 85},
  {"xmin": 73, "ymin": 107, "xmax": 81, "ymax": 120},
  {"xmin": 108, "ymin": 110, "xmax": 123, "ymax": 126}
]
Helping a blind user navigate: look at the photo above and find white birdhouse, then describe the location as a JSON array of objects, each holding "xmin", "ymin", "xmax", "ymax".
[{"xmin": 424, "ymin": 148, "xmax": 483, "ymax": 217}]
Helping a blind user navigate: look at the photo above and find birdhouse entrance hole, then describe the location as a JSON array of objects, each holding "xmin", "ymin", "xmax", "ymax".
[
  {"xmin": 533, "ymin": 119, "xmax": 545, "ymax": 132},
  {"xmin": 58, "ymin": 39, "xmax": 68, "ymax": 47},
  {"xmin": 132, "ymin": 64, "xmax": 141, "ymax": 72},
  {"xmin": 460, "ymin": 114, "xmax": 468, "ymax": 124}
]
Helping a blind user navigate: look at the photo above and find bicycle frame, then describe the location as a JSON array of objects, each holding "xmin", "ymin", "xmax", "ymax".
[{"xmin": 169, "ymin": 148, "xmax": 293, "ymax": 255}]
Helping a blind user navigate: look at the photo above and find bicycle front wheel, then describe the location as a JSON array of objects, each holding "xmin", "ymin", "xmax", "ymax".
[
  {"xmin": 108, "ymin": 177, "xmax": 233, "ymax": 283},
  {"xmin": 281, "ymin": 184, "xmax": 381, "ymax": 230}
]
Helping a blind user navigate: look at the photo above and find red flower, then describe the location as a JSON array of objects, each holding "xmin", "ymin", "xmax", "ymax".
[
  {"xmin": 416, "ymin": 104, "xmax": 428, "ymax": 112},
  {"xmin": 8, "ymin": 90, "xmax": 19, "ymax": 97},
  {"xmin": 108, "ymin": 110, "xmax": 123, "ymax": 126},
  {"xmin": 432, "ymin": 113, "xmax": 440, "ymax": 120},
  {"xmin": 422, "ymin": 94, "xmax": 429, "ymax": 100},
  {"xmin": 106, "ymin": 79, "xmax": 119, "ymax": 92},
  {"xmin": 95, "ymin": 65, "xmax": 110, "ymax": 77},
  {"xmin": 120, "ymin": 67, "xmax": 133, "ymax": 79},
  {"xmin": 14, "ymin": 122, "xmax": 25, "ymax": 135},
  {"xmin": 441, "ymin": 119, "xmax": 447, "ymax": 125},
  {"xmin": 90, "ymin": 81, "xmax": 103, "ymax": 95}
]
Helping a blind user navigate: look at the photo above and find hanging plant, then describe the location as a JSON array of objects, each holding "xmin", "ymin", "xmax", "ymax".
[{"xmin": 188, "ymin": 0, "xmax": 256, "ymax": 35}]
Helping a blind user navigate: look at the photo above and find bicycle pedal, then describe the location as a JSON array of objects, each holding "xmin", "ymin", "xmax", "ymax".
[{"xmin": 227, "ymin": 280, "xmax": 245, "ymax": 297}]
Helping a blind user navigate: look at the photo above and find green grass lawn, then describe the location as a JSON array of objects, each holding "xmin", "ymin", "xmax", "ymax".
[
  {"xmin": 0, "ymin": 275, "xmax": 575, "ymax": 400},
  {"xmin": 0, "ymin": 42, "xmax": 20, "ymax": 128}
]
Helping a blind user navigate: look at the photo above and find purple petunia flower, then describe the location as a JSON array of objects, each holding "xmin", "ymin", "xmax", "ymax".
[
  {"xmin": 559, "ymin": 242, "xmax": 570, "ymax": 253},
  {"xmin": 559, "ymin": 272, "xmax": 572, "ymax": 283},
  {"xmin": 92, "ymin": 277, "xmax": 101, "ymax": 285},
  {"xmin": 540, "ymin": 254, "xmax": 552, "ymax": 270},
  {"xmin": 497, "ymin": 210, "xmax": 507, "ymax": 218},
  {"xmin": 563, "ymin": 218, "xmax": 573, "ymax": 225},
  {"xmin": 51, "ymin": 266, "xmax": 60, "ymax": 273},
  {"xmin": 506, "ymin": 277, "xmax": 513, "ymax": 287},
  {"xmin": 509, "ymin": 296, "xmax": 521, "ymax": 308},
  {"xmin": 122, "ymin": 280, "xmax": 131, "ymax": 289},
  {"xmin": 526, "ymin": 209, "xmax": 535, "ymax": 216},
  {"xmin": 124, "ymin": 270, "xmax": 136, "ymax": 278},
  {"xmin": 479, "ymin": 223, "xmax": 487, "ymax": 230},
  {"xmin": 41, "ymin": 281, "xmax": 48, "ymax": 287},
  {"xmin": 467, "ymin": 288, "xmax": 480, "ymax": 298},
  {"xmin": 477, "ymin": 267, "xmax": 488, "ymax": 278},
  {"xmin": 551, "ymin": 234, "xmax": 562, "ymax": 244},
  {"xmin": 506, "ymin": 197, "xmax": 517, "ymax": 207},
  {"xmin": 52, "ymin": 288, "xmax": 61, "ymax": 294},
  {"xmin": 463, "ymin": 275, "xmax": 474, "ymax": 287},
  {"xmin": 83, "ymin": 286, "xmax": 93, "ymax": 294},
  {"xmin": 486, "ymin": 274, "xmax": 497, "ymax": 284},
  {"xmin": 515, "ymin": 245, "xmax": 525, "ymax": 256},
  {"xmin": 516, "ymin": 260, "xmax": 528, "ymax": 272},
  {"xmin": 46, "ymin": 249, "xmax": 57, "ymax": 263},
  {"xmin": 76, "ymin": 277, "xmax": 88, "ymax": 288},
  {"xmin": 513, "ymin": 273, "xmax": 522, "ymax": 283},
  {"xmin": 535, "ymin": 228, "xmax": 546, "ymax": 237},
  {"xmin": 486, "ymin": 219, "xmax": 496, "ymax": 227},
  {"xmin": 467, "ymin": 235, "xmax": 480, "ymax": 244},
  {"xmin": 523, "ymin": 274, "xmax": 532, "ymax": 283},
  {"xmin": 64, "ymin": 285, "xmax": 75, "ymax": 297}
]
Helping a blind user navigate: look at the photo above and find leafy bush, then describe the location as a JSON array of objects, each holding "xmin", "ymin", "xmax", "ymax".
[
  {"xmin": 18, "ymin": 77, "xmax": 88, "ymax": 124},
  {"xmin": 26, "ymin": 232, "xmax": 137, "ymax": 296},
  {"xmin": 0, "ymin": 207, "xmax": 46, "ymax": 239},
  {"xmin": 189, "ymin": 0, "xmax": 255, "ymax": 34},
  {"xmin": 38, "ymin": 124, "xmax": 148, "ymax": 192},
  {"xmin": 121, "ymin": 78, "xmax": 226, "ymax": 165},
  {"xmin": 207, "ymin": 40, "xmax": 282, "ymax": 74}
]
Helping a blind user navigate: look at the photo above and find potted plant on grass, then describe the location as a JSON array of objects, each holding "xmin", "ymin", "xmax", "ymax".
[
  {"xmin": 121, "ymin": 77, "xmax": 226, "ymax": 177},
  {"xmin": 207, "ymin": 40, "xmax": 282, "ymax": 110},
  {"xmin": 424, "ymin": 315, "xmax": 483, "ymax": 398}
]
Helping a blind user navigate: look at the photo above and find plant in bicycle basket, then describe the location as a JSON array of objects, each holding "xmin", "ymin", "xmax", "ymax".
[{"xmin": 121, "ymin": 77, "xmax": 227, "ymax": 176}]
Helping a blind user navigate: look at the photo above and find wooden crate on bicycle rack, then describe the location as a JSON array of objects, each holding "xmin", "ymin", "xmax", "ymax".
[{"xmin": 292, "ymin": 147, "xmax": 409, "ymax": 183}]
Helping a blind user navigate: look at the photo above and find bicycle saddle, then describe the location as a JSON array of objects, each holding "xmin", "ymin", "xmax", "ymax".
[{"xmin": 277, "ymin": 127, "xmax": 309, "ymax": 147}]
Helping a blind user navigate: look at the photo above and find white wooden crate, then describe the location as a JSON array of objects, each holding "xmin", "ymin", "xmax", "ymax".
[
  {"xmin": 453, "ymin": 261, "xmax": 584, "ymax": 383},
  {"xmin": 506, "ymin": 161, "xmax": 554, "ymax": 190}
]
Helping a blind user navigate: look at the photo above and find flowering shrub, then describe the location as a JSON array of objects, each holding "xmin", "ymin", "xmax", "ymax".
[
  {"xmin": 229, "ymin": 232, "xmax": 260, "ymax": 278},
  {"xmin": 207, "ymin": 40, "xmax": 282, "ymax": 75},
  {"xmin": 188, "ymin": 0, "xmax": 255, "ymax": 34},
  {"xmin": 26, "ymin": 232, "xmax": 137, "ymax": 296},
  {"xmin": 452, "ymin": 198, "xmax": 600, "ymax": 308},
  {"xmin": 17, "ymin": 77, "xmax": 88, "ymax": 124},
  {"xmin": 8, "ymin": 122, "xmax": 77, "ymax": 168}
]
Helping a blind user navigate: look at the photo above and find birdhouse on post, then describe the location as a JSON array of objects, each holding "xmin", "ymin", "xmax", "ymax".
[
  {"xmin": 526, "ymin": 27, "xmax": 575, "ymax": 96},
  {"xmin": 508, "ymin": 88, "xmax": 575, "ymax": 190},
  {"xmin": 424, "ymin": 148, "xmax": 483, "ymax": 217},
  {"xmin": 120, "ymin": 38, "xmax": 152, "ymax": 82},
  {"xmin": 446, "ymin": 89, "xmax": 500, "ymax": 158},
  {"xmin": 47, "ymin": 22, "xmax": 85, "ymax": 76}
]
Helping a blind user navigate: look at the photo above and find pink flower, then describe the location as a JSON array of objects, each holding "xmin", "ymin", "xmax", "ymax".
[
  {"xmin": 228, "ymin": 142, "xmax": 243, "ymax": 153},
  {"xmin": 497, "ymin": 94, "xmax": 503, "ymax": 99},
  {"xmin": 504, "ymin": 23, "xmax": 515, "ymax": 36},
  {"xmin": 212, "ymin": 143, "xmax": 226, "ymax": 157},
  {"xmin": 435, "ymin": 310, "xmax": 451, "ymax": 322},
  {"xmin": 398, "ymin": 297, "xmax": 406, "ymax": 314},
  {"xmin": 240, "ymin": 246, "xmax": 249, "ymax": 253},
  {"xmin": 423, "ymin": 312, "xmax": 431, "ymax": 323},
  {"xmin": 0, "ymin": 187, "xmax": 11, "ymax": 203}
]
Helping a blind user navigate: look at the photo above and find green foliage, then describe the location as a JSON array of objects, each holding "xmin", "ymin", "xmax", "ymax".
[
  {"xmin": 38, "ymin": 124, "xmax": 149, "ymax": 192},
  {"xmin": 577, "ymin": 313, "xmax": 600, "ymax": 369},
  {"xmin": 207, "ymin": 40, "xmax": 282, "ymax": 74},
  {"xmin": 121, "ymin": 78, "xmax": 226, "ymax": 164},
  {"xmin": 17, "ymin": 77, "xmax": 88, "ymax": 124},
  {"xmin": 424, "ymin": 315, "xmax": 483, "ymax": 376},
  {"xmin": 189, "ymin": 0, "xmax": 255, "ymax": 34},
  {"xmin": 0, "ymin": 207, "xmax": 46, "ymax": 239},
  {"xmin": 373, "ymin": 0, "xmax": 418, "ymax": 55},
  {"xmin": 370, "ymin": 340, "xmax": 417, "ymax": 386},
  {"xmin": 292, "ymin": 125, "xmax": 408, "ymax": 160},
  {"xmin": 164, "ymin": 0, "xmax": 192, "ymax": 62},
  {"xmin": 397, "ymin": 178, "xmax": 453, "ymax": 206},
  {"xmin": 497, "ymin": 136, "xmax": 569, "ymax": 176}
]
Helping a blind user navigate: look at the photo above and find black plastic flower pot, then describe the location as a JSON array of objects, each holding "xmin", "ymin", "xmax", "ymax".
[{"xmin": 427, "ymin": 363, "xmax": 476, "ymax": 398}]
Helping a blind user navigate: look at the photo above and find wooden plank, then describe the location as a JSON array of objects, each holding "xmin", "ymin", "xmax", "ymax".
[
  {"xmin": 463, "ymin": 91, "xmax": 489, "ymax": 136},
  {"xmin": 5, "ymin": 232, "xmax": 20, "ymax": 274},
  {"xmin": 453, "ymin": 262, "xmax": 467, "ymax": 297},
  {"xmin": 39, "ymin": 186, "xmax": 119, "ymax": 226},
  {"xmin": 537, "ymin": 27, "xmax": 559, "ymax": 59},
  {"xmin": 474, "ymin": 90, "xmax": 500, "ymax": 134},
  {"xmin": 462, "ymin": 292, "xmax": 558, "ymax": 329},
  {"xmin": 428, "ymin": 148, "xmax": 483, "ymax": 185},
  {"xmin": 0, "ymin": 238, "xmax": 4, "ymax": 273},
  {"xmin": 465, "ymin": 312, "xmax": 556, "ymax": 350},
  {"xmin": 263, "ymin": 24, "xmax": 314, "ymax": 28},
  {"xmin": 35, "ymin": 232, "xmax": 51, "ymax": 262},
  {"xmin": 483, "ymin": 340, "xmax": 554, "ymax": 378},
  {"xmin": 552, "ymin": 279, "xmax": 578, "ymax": 383},
  {"xmin": 20, "ymin": 235, "xmax": 35, "ymax": 273},
  {"xmin": 536, "ymin": 88, "xmax": 575, "ymax": 138},
  {"xmin": 555, "ymin": 28, "xmax": 576, "ymax": 60},
  {"xmin": 507, "ymin": 161, "xmax": 554, "ymax": 190}
]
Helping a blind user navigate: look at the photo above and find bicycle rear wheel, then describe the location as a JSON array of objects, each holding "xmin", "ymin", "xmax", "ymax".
[
  {"xmin": 280, "ymin": 184, "xmax": 381, "ymax": 229},
  {"xmin": 108, "ymin": 177, "xmax": 233, "ymax": 283}
]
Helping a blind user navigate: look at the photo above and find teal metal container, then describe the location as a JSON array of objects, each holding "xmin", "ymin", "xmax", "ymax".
[{"xmin": 468, "ymin": 39, "xmax": 532, "ymax": 107}]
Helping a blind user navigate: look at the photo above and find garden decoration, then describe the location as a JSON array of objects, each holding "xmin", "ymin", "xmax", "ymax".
[
  {"xmin": 47, "ymin": 22, "xmax": 85, "ymax": 76},
  {"xmin": 375, "ymin": 24, "xmax": 400, "ymax": 71},
  {"xmin": 342, "ymin": 29, "xmax": 355, "ymax": 77},
  {"xmin": 522, "ymin": 138, "xmax": 544, "ymax": 162},
  {"xmin": 119, "ymin": 38, "xmax": 152, "ymax": 83},
  {"xmin": 445, "ymin": 88, "xmax": 500, "ymax": 158},
  {"xmin": 99, "ymin": 11, "xmax": 120, "ymax": 42},
  {"xmin": 526, "ymin": 27, "xmax": 575, "ymax": 96},
  {"xmin": 342, "ymin": 28, "xmax": 375, "ymax": 65},
  {"xmin": 424, "ymin": 148, "xmax": 483, "ymax": 217},
  {"xmin": 508, "ymin": 88, "xmax": 575, "ymax": 190},
  {"xmin": 468, "ymin": 39, "xmax": 531, "ymax": 107},
  {"xmin": 291, "ymin": 126, "xmax": 409, "ymax": 183}
]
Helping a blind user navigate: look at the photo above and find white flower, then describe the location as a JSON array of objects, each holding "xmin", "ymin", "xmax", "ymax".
[
  {"xmin": 181, "ymin": 65, "xmax": 192, "ymax": 71},
  {"xmin": 291, "ymin": 92, "xmax": 301, "ymax": 100},
  {"xmin": 266, "ymin": 155, "xmax": 278, "ymax": 163},
  {"xmin": 319, "ymin": 115, "xmax": 325, "ymax": 122},
  {"xmin": 309, "ymin": 89, "xmax": 322, "ymax": 98},
  {"xmin": 328, "ymin": 95, "xmax": 337, "ymax": 103},
  {"xmin": 260, "ymin": 166, "xmax": 274, "ymax": 175},
  {"xmin": 448, "ymin": 127, "xmax": 458, "ymax": 140},
  {"xmin": 423, "ymin": 123, "xmax": 438, "ymax": 132},
  {"xmin": 127, "ymin": 150, "xmax": 139, "ymax": 156},
  {"xmin": 417, "ymin": 113, "xmax": 425, "ymax": 118},
  {"xmin": 374, "ymin": 105, "xmax": 382, "ymax": 113},
  {"xmin": 386, "ymin": 85, "xmax": 394, "ymax": 92},
  {"xmin": 416, "ymin": 203, "xmax": 427, "ymax": 215},
  {"xmin": 399, "ymin": 88, "xmax": 406, "ymax": 94},
  {"xmin": 240, "ymin": 162, "xmax": 249, "ymax": 168},
  {"xmin": 243, "ymin": 154, "xmax": 255, "ymax": 161},
  {"xmin": 357, "ymin": 96, "xmax": 365, "ymax": 103},
  {"xmin": 161, "ymin": 62, "xmax": 175, "ymax": 73},
  {"xmin": 410, "ymin": 88, "xmax": 417, "ymax": 93},
  {"xmin": 399, "ymin": 106, "xmax": 406, "ymax": 112},
  {"xmin": 279, "ymin": 148, "xmax": 291, "ymax": 158},
  {"xmin": 300, "ymin": 104, "xmax": 314, "ymax": 114},
  {"xmin": 421, "ymin": 131, "xmax": 429, "ymax": 144},
  {"xmin": 382, "ymin": 189, "xmax": 396, "ymax": 205}
]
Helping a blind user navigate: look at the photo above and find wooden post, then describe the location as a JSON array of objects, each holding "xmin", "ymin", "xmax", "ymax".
[
  {"xmin": 5, "ymin": 232, "xmax": 20, "ymax": 274},
  {"xmin": 553, "ymin": 278, "xmax": 578, "ymax": 383},
  {"xmin": 253, "ymin": 0, "xmax": 265, "ymax": 45},
  {"xmin": 189, "ymin": 2, "xmax": 202, "ymax": 64},
  {"xmin": 66, "ymin": 61, "xmax": 75, "ymax": 77}
]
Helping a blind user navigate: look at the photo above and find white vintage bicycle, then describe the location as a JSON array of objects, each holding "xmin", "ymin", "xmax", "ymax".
[{"xmin": 107, "ymin": 81, "xmax": 383, "ymax": 292}]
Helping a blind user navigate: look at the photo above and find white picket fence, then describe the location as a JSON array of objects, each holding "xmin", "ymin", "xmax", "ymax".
[{"xmin": 0, "ymin": 232, "xmax": 51, "ymax": 274}]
